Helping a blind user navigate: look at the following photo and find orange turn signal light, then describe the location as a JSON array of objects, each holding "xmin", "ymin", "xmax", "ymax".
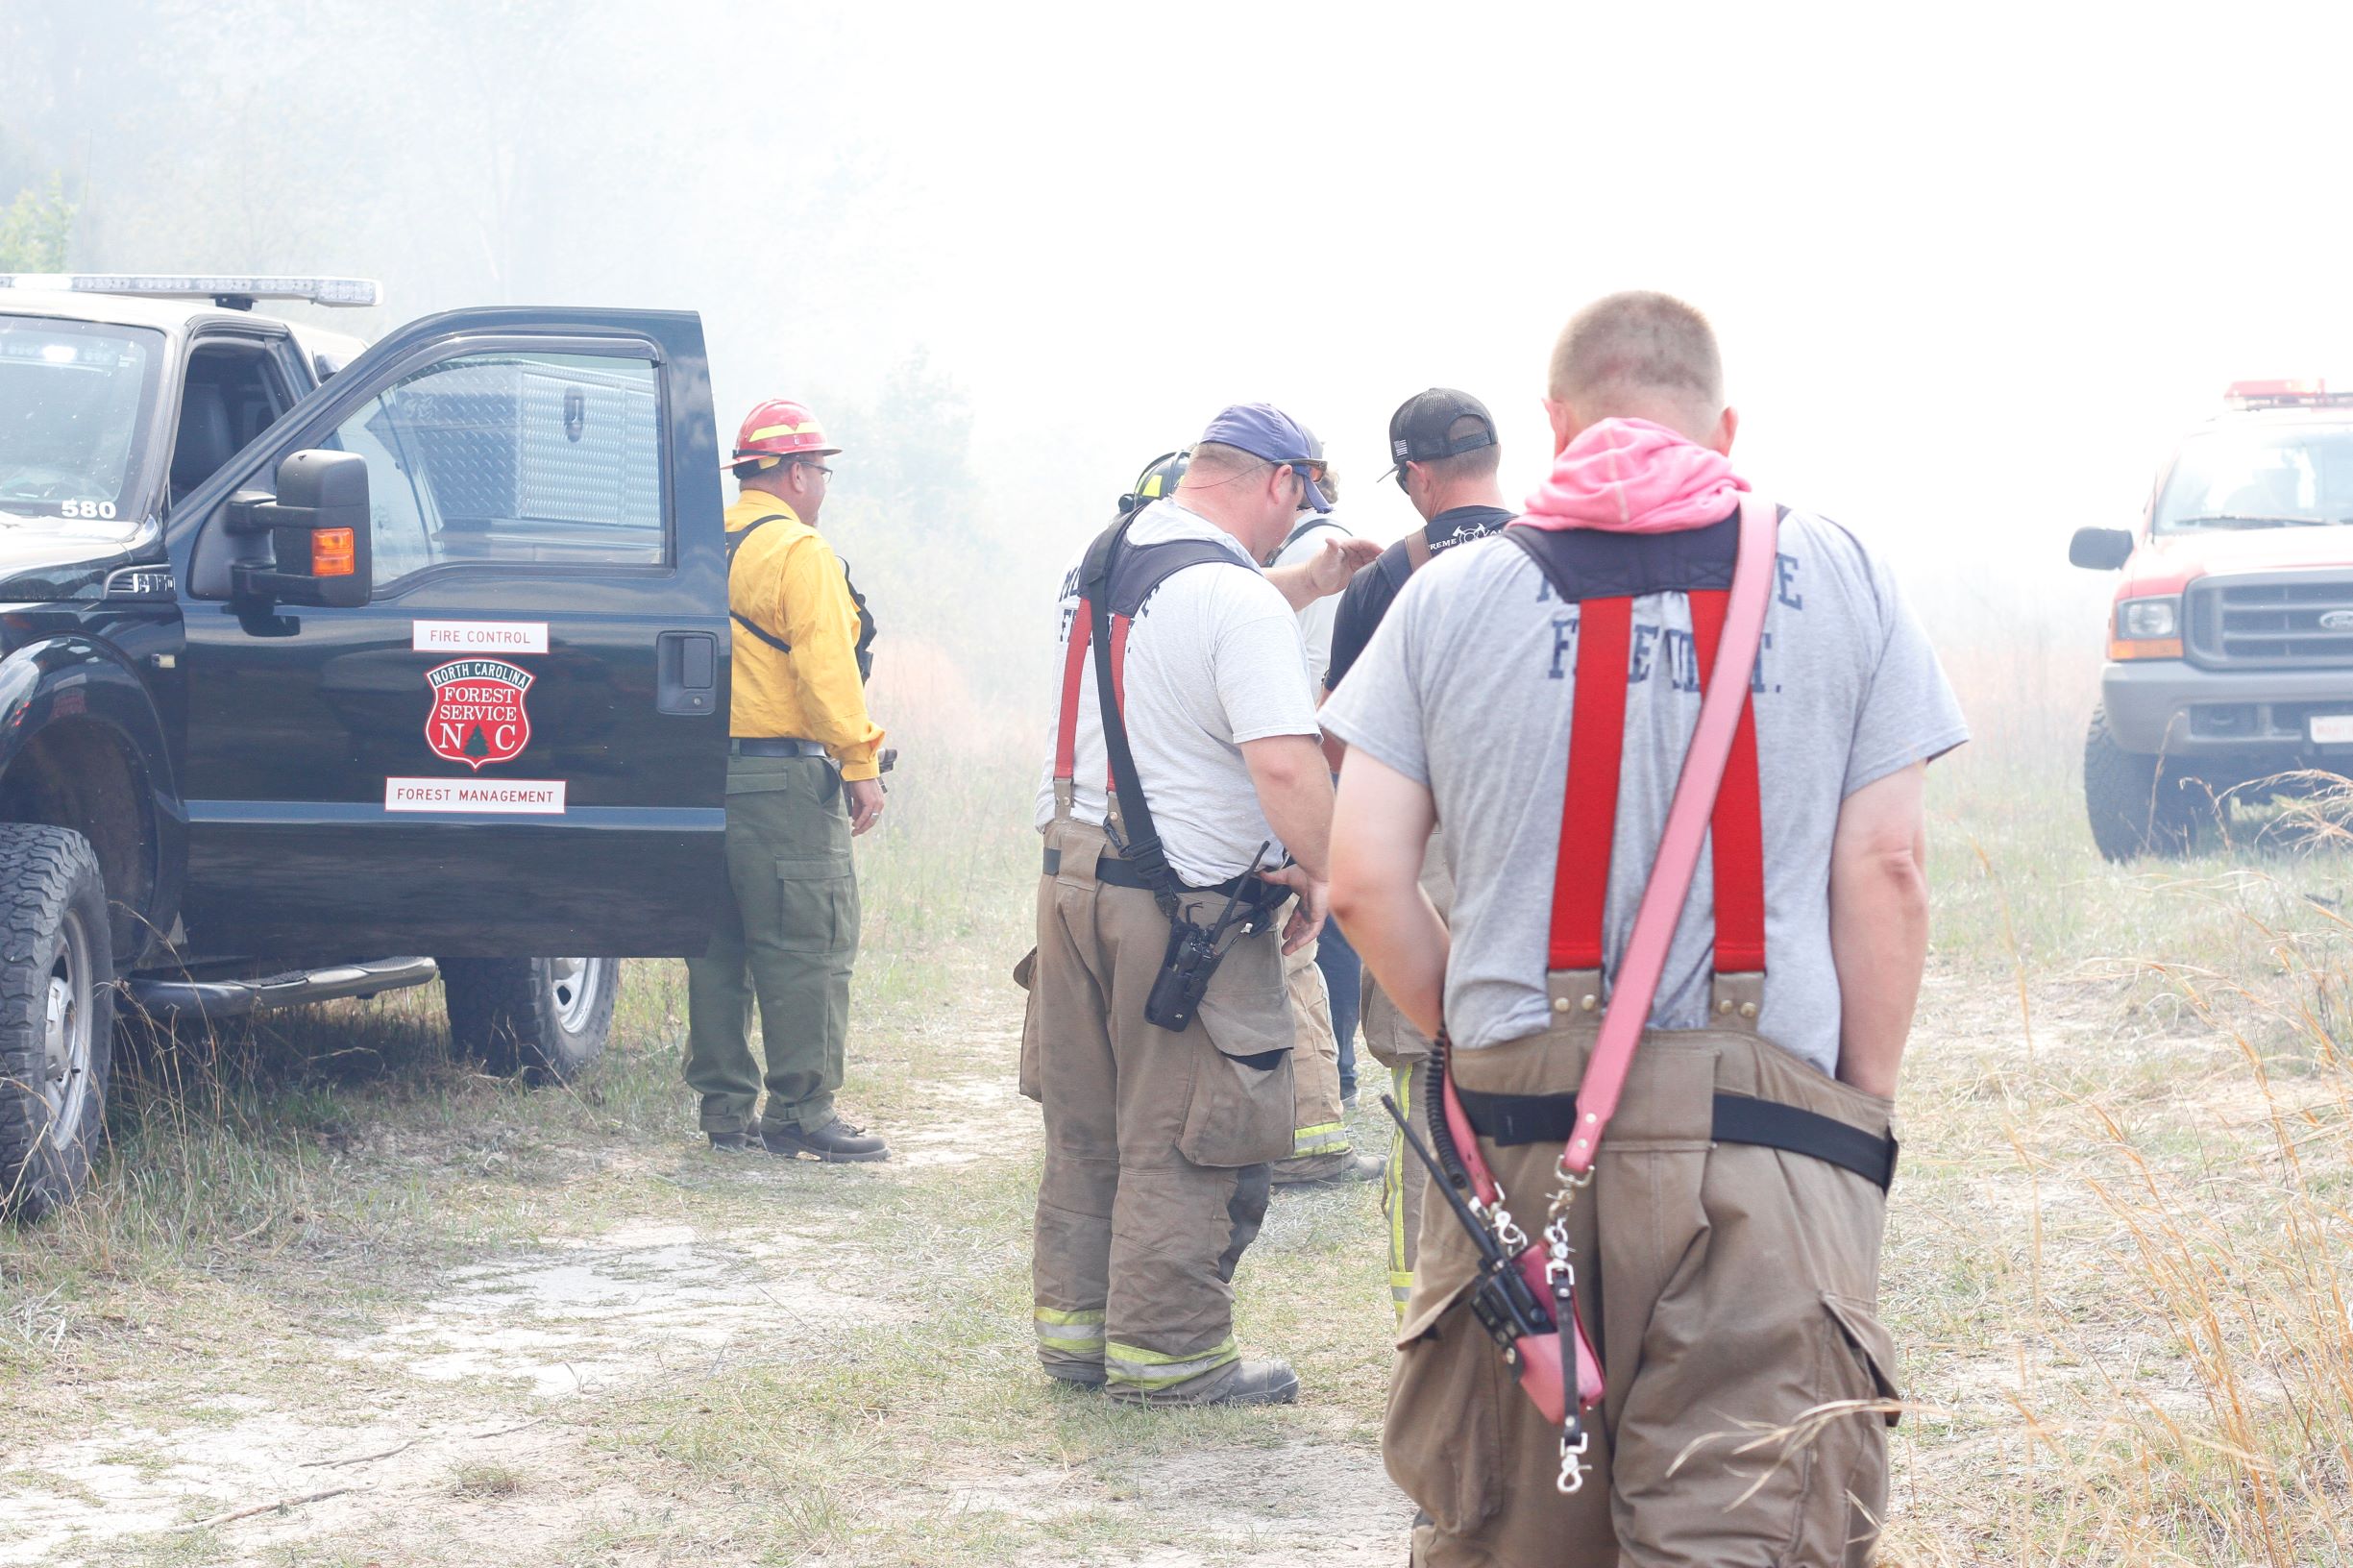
[
  {"xmin": 2108, "ymin": 636, "xmax": 2183, "ymax": 661},
  {"xmin": 311, "ymin": 527, "xmax": 356, "ymax": 577}
]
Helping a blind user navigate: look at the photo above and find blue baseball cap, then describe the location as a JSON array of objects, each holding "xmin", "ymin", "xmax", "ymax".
[{"xmin": 1196, "ymin": 404, "xmax": 1333, "ymax": 512}]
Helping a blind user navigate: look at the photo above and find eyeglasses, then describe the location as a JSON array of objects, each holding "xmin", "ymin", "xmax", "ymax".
[
  {"xmin": 1392, "ymin": 462, "xmax": 1414, "ymax": 493},
  {"xmin": 792, "ymin": 461, "xmax": 835, "ymax": 478}
]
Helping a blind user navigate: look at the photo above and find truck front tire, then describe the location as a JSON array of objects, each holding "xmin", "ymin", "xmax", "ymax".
[
  {"xmin": 2083, "ymin": 705, "xmax": 2207, "ymax": 862},
  {"xmin": 0, "ymin": 825, "xmax": 113, "ymax": 1220},
  {"xmin": 438, "ymin": 957, "xmax": 617, "ymax": 1083}
]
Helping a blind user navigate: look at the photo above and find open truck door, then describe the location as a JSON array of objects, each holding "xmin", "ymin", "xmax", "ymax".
[{"xmin": 165, "ymin": 307, "xmax": 730, "ymax": 956}]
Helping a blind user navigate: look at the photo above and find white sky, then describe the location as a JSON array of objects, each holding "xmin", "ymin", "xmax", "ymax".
[
  {"xmin": 667, "ymin": 0, "xmax": 2353, "ymax": 632},
  {"xmin": 39, "ymin": 0, "xmax": 2343, "ymax": 656}
]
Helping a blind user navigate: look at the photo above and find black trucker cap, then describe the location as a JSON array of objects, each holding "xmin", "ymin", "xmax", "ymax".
[{"xmin": 1379, "ymin": 387, "xmax": 1499, "ymax": 481}]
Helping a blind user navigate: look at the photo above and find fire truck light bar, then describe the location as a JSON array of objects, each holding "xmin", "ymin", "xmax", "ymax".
[
  {"xmin": 0, "ymin": 274, "xmax": 380, "ymax": 308},
  {"xmin": 2226, "ymin": 378, "xmax": 2353, "ymax": 409}
]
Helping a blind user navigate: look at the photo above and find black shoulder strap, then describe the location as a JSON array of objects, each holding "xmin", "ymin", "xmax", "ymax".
[
  {"xmin": 1107, "ymin": 536, "xmax": 1245, "ymax": 617},
  {"xmin": 840, "ymin": 555, "xmax": 877, "ymax": 682},
  {"xmin": 729, "ymin": 513, "xmax": 878, "ymax": 679},
  {"xmin": 1080, "ymin": 522, "xmax": 1270, "ymax": 913},
  {"xmin": 728, "ymin": 513, "xmax": 797, "ymax": 654},
  {"xmin": 1079, "ymin": 524, "xmax": 1262, "ymax": 906},
  {"xmin": 1273, "ymin": 516, "xmax": 1336, "ymax": 562},
  {"xmin": 1081, "ymin": 522, "xmax": 1178, "ymax": 913},
  {"xmin": 724, "ymin": 512, "xmax": 792, "ymax": 562}
]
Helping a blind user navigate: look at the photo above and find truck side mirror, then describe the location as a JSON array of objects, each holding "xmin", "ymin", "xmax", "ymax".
[
  {"xmin": 227, "ymin": 450, "xmax": 373, "ymax": 608},
  {"xmin": 2068, "ymin": 527, "xmax": 2136, "ymax": 571}
]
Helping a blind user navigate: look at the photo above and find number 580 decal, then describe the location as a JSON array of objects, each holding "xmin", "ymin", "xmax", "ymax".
[{"xmin": 59, "ymin": 500, "xmax": 119, "ymax": 520}]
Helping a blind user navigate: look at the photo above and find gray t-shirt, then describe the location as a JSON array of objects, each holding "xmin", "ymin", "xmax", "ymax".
[
  {"xmin": 1034, "ymin": 499, "xmax": 1321, "ymax": 885},
  {"xmin": 1319, "ymin": 510, "xmax": 1968, "ymax": 1077}
]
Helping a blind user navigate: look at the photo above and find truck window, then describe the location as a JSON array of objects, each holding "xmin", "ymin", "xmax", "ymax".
[
  {"xmin": 0, "ymin": 317, "xmax": 163, "ymax": 522},
  {"xmin": 173, "ymin": 341, "xmax": 295, "ymax": 506},
  {"xmin": 325, "ymin": 350, "xmax": 670, "ymax": 593},
  {"xmin": 2154, "ymin": 424, "xmax": 2353, "ymax": 531}
]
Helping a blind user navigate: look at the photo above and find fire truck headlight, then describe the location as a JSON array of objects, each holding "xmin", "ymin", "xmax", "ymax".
[
  {"xmin": 2109, "ymin": 596, "xmax": 2185, "ymax": 660},
  {"xmin": 2119, "ymin": 598, "xmax": 2180, "ymax": 640}
]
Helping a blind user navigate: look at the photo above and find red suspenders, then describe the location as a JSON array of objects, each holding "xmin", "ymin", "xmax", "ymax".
[
  {"xmin": 1543, "ymin": 591, "xmax": 1766, "ymax": 984},
  {"xmin": 1047, "ymin": 580, "xmax": 1165, "ymax": 813},
  {"xmin": 1051, "ymin": 602, "xmax": 1097, "ymax": 811},
  {"xmin": 1436, "ymin": 495, "xmax": 1780, "ymax": 1495}
]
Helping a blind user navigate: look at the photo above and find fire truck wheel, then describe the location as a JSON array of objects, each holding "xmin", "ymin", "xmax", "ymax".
[
  {"xmin": 2083, "ymin": 706, "xmax": 2205, "ymax": 863},
  {"xmin": 0, "ymin": 825, "xmax": 113, "ymax": 1221},
  {"xmin": 437, "ymin": 956, "xmax": 617, "ymax": 1084}
]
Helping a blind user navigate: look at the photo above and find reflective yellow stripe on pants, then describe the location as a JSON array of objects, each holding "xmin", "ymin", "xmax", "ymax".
[
  {"xmin": 1034, "ymin": 1306, "xmax": 1106, "ymax": 1358},
  {"xmin": 1293, "ymin": 1119, "xmax": 1350, "ymax": 1157},
  {"xmin": 1385, "ymin": 1063, "xmax": 1415, "ymax": 1320},
  {"xmin": 1104, "ymin": 1335, "xmax": 1238, "ymax": 1391}
]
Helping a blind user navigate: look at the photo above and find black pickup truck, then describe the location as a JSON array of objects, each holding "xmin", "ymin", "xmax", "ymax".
[{"xmin": 0, "ymin": 277, "xmax": 732, "ymax": 1217}]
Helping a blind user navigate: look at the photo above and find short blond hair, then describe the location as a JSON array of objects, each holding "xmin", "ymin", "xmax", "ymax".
[{"xmin": 1548, "ymin": 291, "xmax": 1723, "ymax": 415}]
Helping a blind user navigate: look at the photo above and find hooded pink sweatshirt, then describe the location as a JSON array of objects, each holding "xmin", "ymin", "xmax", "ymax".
[{"xmin": 1518, "ymin": 417, "xmax": 1746, "ymax": 534}]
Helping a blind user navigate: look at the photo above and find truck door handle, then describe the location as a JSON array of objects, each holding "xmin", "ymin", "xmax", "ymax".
[{"xmin": 656, "ymin": 630, "xmax": 718, "ymax": 716}]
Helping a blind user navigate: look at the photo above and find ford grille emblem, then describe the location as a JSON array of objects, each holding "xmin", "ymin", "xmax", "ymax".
[{"xmin": 2323, "ymin": 610, "xmax": 2353, "ymax": 631}]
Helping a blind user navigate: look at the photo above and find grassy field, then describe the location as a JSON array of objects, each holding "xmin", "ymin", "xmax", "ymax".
[{"xmin": 4, "ymin": 646, "xmax": 2353, "ymax": 1564}]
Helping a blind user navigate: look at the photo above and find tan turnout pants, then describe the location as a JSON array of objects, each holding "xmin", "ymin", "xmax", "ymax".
[
  {"xmin": 1023, "ymin": 820, "xmax": 1296, "ymax": 1398},
  {"xmin": 1273, "ymin": 934, "xmax": 1357, "ymax": 1179},
  {"xmin": 1385, "ymin": 1010, "xmax": 1901, "ymax": 1568}
]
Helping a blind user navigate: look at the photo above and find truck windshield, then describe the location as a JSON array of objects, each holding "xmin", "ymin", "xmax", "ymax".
[
  {"xmin": 2155, "ymin": 423, "xmax": 2353, "ymax": 532},
  {"xmin": 0, "ymin": 316, "xmax": 164, "ymax": 526}
]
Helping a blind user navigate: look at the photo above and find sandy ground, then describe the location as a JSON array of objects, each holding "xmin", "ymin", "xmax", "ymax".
[
  {"xmin": 6, "ymin": 961, "xmax": 2169, "ymax": 1566},
  {"xmin": 0, "ymin": 991, "xmax": 1413, "ymax": 1567}
]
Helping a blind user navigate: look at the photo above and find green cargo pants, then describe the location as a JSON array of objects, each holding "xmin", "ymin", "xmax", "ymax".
[{"xmin": 683, "ymin": 754, "xmax": 859, "ymax": 1137}]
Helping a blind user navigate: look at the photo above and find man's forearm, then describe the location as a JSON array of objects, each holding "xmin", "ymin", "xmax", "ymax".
[
  {"xmin": 1263, "ymin": 562, "xmax": 1323, "ymax": 612},
  {"xmin": 1827, "ymin": 827, "xmax": 1929, "ymax": 1097},
  {"xmin": 1334, "ymin": 884, "xmax": 1448, "ymax": 1041},
  {"xmin": 1327, "ymin": 749, "xmax": 1448, "ymax": 1040}
]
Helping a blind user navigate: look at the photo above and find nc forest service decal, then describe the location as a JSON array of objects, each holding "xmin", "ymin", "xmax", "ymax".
[{"xmin": 425, "ymin": 658, "xmax": 534, "ymax": 770}]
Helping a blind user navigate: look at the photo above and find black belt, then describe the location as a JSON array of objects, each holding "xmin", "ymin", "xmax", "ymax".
[
  {"xmin": 1455, "ymin": 1085, "xmax": 1899, "ymax": 1191},
  {"xmin": 1042, "ymin": 845, "xmax": 1278, "ymax": 904},
  {"xmin": 730, "ymin": 737, "xmax": 830, "ymax": 758}
]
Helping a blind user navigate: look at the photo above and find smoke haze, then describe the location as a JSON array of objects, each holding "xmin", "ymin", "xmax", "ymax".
[{"xmin": 10, "ymin": 0, "xmax": 2350, "ymax": 712}]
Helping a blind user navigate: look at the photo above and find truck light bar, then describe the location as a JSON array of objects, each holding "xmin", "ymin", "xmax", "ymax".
[
  {"xmin": 0, "ymin": 274, "xmax": 380, "ymax": 309},
  {"xmin": 2225, "ymin": 378, "xmax": 2353, "ymax": 409}
]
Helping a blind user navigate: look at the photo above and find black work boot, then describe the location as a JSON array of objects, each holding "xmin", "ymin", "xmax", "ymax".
[
  {"xmin": 707, "ymin": 1127, "xmax": 761, "ymax": 1153},
  {"xmin": 1108, "ymin": 1357, "xmax": 1299, "ymax": 1408},
  {"xmin": 764, "ymin": 1115, "xmax": 891, "ymax": 1163},
  {"xmin": 1044, "ymin": 1364, "xmax": 1107, "ymax": 1392}
]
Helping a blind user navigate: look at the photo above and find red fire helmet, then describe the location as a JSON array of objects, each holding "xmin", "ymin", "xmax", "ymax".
[{"xmin": 726, "ymin": 398, "xmax": 841, "ymax": 473}]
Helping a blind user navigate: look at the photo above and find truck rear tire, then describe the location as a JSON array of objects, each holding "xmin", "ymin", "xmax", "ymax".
[
  {"xmin": 0, "ymin": 825, "xmax": 113, "ymax": 1220},
  {"xmin": 438, "ymin": 957, "xmax": 617, "ymax": 1083},
  {"xmin": 2083, "ymin": 706, "xmax": 2206, "ymax": 862}
]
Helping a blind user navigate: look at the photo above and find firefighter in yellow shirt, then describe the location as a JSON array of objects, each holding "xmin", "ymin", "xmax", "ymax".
[{"xmin": 685, "ymin": 400, "xmax": 890, "ymax": 1161}]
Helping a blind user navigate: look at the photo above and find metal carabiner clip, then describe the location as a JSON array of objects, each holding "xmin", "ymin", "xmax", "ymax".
[
  {"xmin": 1488, "ymin": 1204, "xmax": 1530, "ymax": 1255},
  {"xmin": 1556, "ymin": 1426, "xmax": 1591, "ymax": 1495}
]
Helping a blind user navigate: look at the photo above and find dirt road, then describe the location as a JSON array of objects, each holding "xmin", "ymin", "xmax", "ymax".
[{"xmin": 2, "ymin": 979, "xmax": 1411, "ymax": 1567}]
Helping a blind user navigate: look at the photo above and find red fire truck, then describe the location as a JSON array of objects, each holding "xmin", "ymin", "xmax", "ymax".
[{"xmin": 2071, "ymin": 380, "xmax": 2353, "ymax": 859}]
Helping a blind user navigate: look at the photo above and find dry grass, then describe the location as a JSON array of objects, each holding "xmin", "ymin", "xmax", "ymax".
[
  {"xmin": 1877, "ymin": 599, "xmax": 2353, "ymax": 1564},
  {"xmin": 6, "ymin": 623, "xmax": 2353, "ymax": 1562}
]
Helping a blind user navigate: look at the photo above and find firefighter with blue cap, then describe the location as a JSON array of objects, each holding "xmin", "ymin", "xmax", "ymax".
[{"xmin": 1023, "ymin": 404, "xmax": 1375, "ymax": 1407}]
